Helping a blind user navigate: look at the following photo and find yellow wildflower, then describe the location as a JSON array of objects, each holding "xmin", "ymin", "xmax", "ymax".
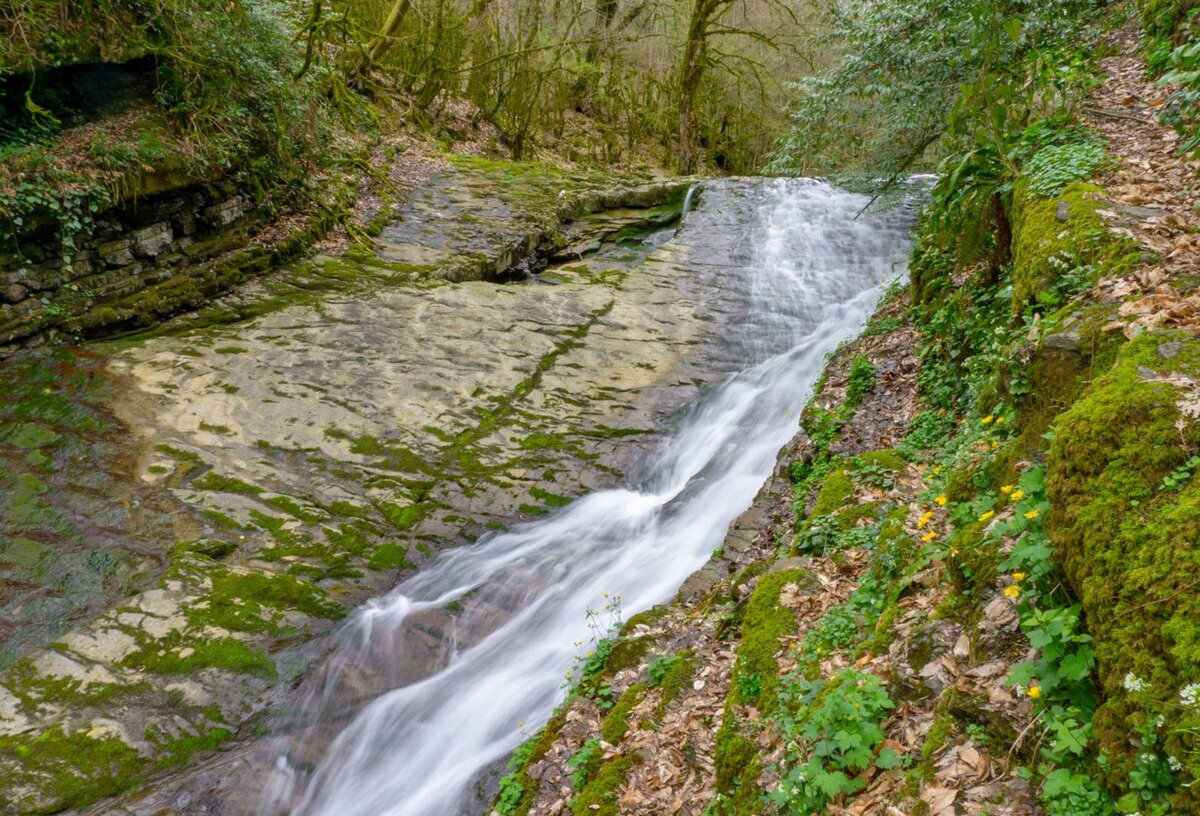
[
  {"xmin": 1004, "ymin": 584, "xmax": 1020, "ymax": 599},
  {"xmin": 918, "ymin": 510, "xmax": 934, "ymax": 528},
  {"xmin": 979, "ymin": 510, "xmax": 995, "ymax": 522},
  {"xmin": 949, "ymin": 547, "xmax": 958, "ymax": 557},
  {"xmin": 1027, "ymin": 685, "xmax": 1042, "ymax": 700},
  {"xmin": 1024, "ymin": 509, "xmax": 1040, "ymax": 520},
  {"xmin": 1000, "ymin": 485, "xmax": 1014, "ymax": 495},
  {"xmin": 991, "ymin": 440, "xmax": 999, "ymax": 449},
  {"xmin": 935, "ymin": 494, "xmax": 948, "ymax": 506},
  {"xmin": 1010, "ymin": 489, "xmax": 1025, "ymax": 501},
  {"xmin": 1012, "ymin": 572, "xmax": 1026, "ymax": 582},
  {"xmin": 982, "ymin": 415, "xmax": 994, "ymax": 424},
  {"xmin": 921, "ymin": 531, "xmax": 937, "ymax": 543},
  {"xmin": 996, "ymin": 416, "xmax": 1005, "ymax": 425},
  {"xmin": 933, "ymin": 466, "xmax": 942, "ymax": 474}
]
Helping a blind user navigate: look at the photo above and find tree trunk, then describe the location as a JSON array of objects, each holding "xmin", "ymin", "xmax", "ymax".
[
  {"xmin": 347, "ymin": 0, "xmax": 414, "ymax": 85},
  {"xmin": 677, "ymin": 0, "xmax": 726, "ymax": 174}
]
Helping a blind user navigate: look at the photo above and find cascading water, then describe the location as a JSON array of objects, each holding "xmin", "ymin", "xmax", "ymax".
[{"xmin": 258, "ymin": 178, "xmax": 915, "ymax": 816}]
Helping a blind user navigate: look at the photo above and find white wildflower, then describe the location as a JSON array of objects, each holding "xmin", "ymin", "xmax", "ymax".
[
  {"xmin": 1181, "ymin": 683, "xmax": 1200, "ymax": 709},
  {"xmin": 1170, "ymin": 756, "xmax": 1184, "ymax": 772},
  {"xmin": 1123, "ymin": 672, "xmax": 1148, "ymax": 693}
]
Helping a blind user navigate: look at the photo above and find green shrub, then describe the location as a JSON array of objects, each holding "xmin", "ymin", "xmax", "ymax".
[{"xmin": 1023, "ymin": 141, "xmax": 1107, "ymax": 197}]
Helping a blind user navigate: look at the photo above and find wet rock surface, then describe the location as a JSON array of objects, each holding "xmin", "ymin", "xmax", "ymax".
[{"xmin": 0, "ymin": 166, "xmax": 776, "ymax": 814}]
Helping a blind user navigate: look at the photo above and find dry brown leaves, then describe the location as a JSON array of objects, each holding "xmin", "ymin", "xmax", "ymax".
[{"xmin": 1088, "ymin": 25, "xmax": 1200, "ymax": 335}]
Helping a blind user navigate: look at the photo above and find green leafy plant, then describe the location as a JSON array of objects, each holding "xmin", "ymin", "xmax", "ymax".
[
  {"xmin": 567, "ymin": 739, "xmax": 603, "ymax": 789},
  {"xmin": 850, "ymin": 461, "xmax": 896, "ymax": 490},
  {"xmin": 648, "ymin": 654, "xmax": 682, "ymax": 687},
  {"xmin": 736, "ymin": 672, "xmax": 763, "ymax": 702},
  {"xmin": 1159, "ymin": 454, "xmax": 1200, "ymax": 491},
  {"xmin": 1024, "ymin": 141, "xmax": 1107, "ymax": 197},
  {"xmin": 770, "ymin": 669, "xmax": 898, "ymax": 814},
  {"xmin": 1161, "ymin": 37, "xmax": 1200, "ymax": 157},
  {"xmin": 845, "ymin": 356, "xmax": 876, "ymax": 408},
  {"xmin": 1041, "ymin": 768, "xmax": 1116, "ymax": 816},
  {"xmin": 793, "ymin": 514, "xmax": 843, "ymax": 554},
  {"xmin": 494, "ymin": 735, "xmax": 539, "ymax": 816}
]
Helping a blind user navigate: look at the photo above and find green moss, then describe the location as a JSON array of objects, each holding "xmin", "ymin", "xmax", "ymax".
[
  {"xmin": 653, "ymin": 650, "xmax": 695, "ymax": 720},
  {"xmin": 621, "ymin": 605, "xmax": 671, "ymax": 633},
  {"xmin": 529, "ymin": 486, "xmax": 572, "ymax": 507},
  {"xmin": 0, "ymin": 725, "xmax": 142, "ymax": 812},
  {"xmin": 0, "ymin": 717, "xmax": 235, "ymax": 814},
  {"xmin": 875, "ymin": 506, "xmax": 916, "ymax": 571},
  {"xmin": 835, "ymin": 501, "xmax": 879, "ymax": 530},
  {"xmin": 569, "ymin": 754, "xmax": 641, "ymax": 816},
  {"xmin": 192, "ymin": 472, "xmax": 262, "ymax": 494},
  {"xmin": 732, "ymin": 569, "xmax": 808, "ymax": 711},
  {"xmin": 155, "ymin": 444, "xmax": 201, "ymax": 463},
  {"xmin": 201, "ymin": 508, "xmax": 247, "ymax": 530},
  {"xmin": 8, "ymin": 423, "xmax": 61, "ymax": 450},
  {"xmin": 601, "ymin": 684, "xmax": 647, "ymax": 744},
  {"xmin": 595, "ymin": 635, "xmax": 653, "ymax": 681},
  {"xmin": 1015, "ymin": 304, "xmax": 1126, "ymax": 444},
  {"xmin": 122, "ymin": 632, "xmax": 275, "ymax": 677},
  {"xmin": 4, "ymin": 658, "xmax": 130, "ymax": 715},
  {"xmin": 809, "ymin": 465, "xmax": 855, "ymax": 519},
  {"xmin": 265, "ymin": 495, "xmax": 327, "ymax": 524},
  {"xmin": 567, "ymin": 738, "xmax": 605, "ymax": 789},
  {"xmin": 854, "ymin": 448, "xmax": 907, "ymax": 471},
  {"xmin": 713, "ymin": 709, "xmax": 764, "ymax": 810},
  {"xmin": 520, "ymin": 433, "xmax": 571, "ymax": 451},
  {"xmin": 1009, "ymin": 180, "xmax": 1139, "ymax": 310},
  {"xmin": 1046, "ymin": 331, "xmax": 1200, "ymax": 798},
  {"xmin": 919, "ymin": 706, "xmax": 957, "ymax": 778},
  {"xmin": 153, "ymin": 726, "xmax": 233, "ymax": 768},
  {"xmin": 700, "ymin": 566, "xmax": 806, "ymax": 811},
  {"xmin": 944, "ymin": 520, "xmax": 999, "ymax": 608},
  {"xmin": 367, "ymin": 542, "xmax": 412, "ymax": 571},
  {"xmin": 207, "ymin": 568, "xmax": 344, "ymax": 632},
  {"xmin": 493, "ymin": 707, "xmax": 569, "ymax": 816},
  {"xmin": 378, "ymin": 501, "xmax": 427, "ymax": 531}
]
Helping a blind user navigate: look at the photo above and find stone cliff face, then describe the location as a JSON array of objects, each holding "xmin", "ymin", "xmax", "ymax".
[{"xmin": 1, "ymin": 174, "xmax": 283, "ymax": 351}]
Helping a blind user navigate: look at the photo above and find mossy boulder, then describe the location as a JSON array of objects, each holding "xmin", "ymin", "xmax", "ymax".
[
  {"xmin": 1046, "ymin": 330, "xmax": 1200, "ymax": 806},
  {"xmin": 854, "ymin": 448, "xmax": 907, "ymax": 471},
  {"xmin": 1009, "ymin": 180, "xmax": 1139, "ymax": 311},
  {"xmin": 1015, "ymin": 303, "xmax": 1126, "ymax": 444}
]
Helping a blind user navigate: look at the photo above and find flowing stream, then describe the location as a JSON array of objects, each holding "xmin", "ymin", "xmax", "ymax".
[{"xmin": 259, "ymin": 178, "xmax": 915, "ymax": 816}]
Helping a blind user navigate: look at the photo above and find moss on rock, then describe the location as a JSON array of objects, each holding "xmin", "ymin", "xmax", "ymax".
[
  {"xmin": 1046, "ymin": 330, "xmax": 1200, "ymax": 804},
  {"xmin": 570, "ymin": 753, "xmax": 641, "ymax": 816},
  {"xmin": 809, "ymin": 465, "xmax": 855, "ymax": 519},
  {"xmin": 1009, "ymin": 180, "xmax": 1139, "ymax": 311},
  {"xmin": 601, "ymin": 684, "xmax": 647, "ymax": 744}
]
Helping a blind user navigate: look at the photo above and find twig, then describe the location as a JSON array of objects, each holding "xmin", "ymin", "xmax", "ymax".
[
  {"xmin": 1084, "ymin": 107, "xmax": 1154, "ymax": 125},
  {"xmin": 1125, "ymin": 577, "xmax": 1200, "ymax": 612},
  {"xmin": 1008, "ymin": 708, "xmax": 1046, "ymax": 762}
]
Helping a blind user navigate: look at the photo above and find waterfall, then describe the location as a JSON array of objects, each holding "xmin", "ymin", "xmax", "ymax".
[{"xmin": 257, "ymin": 178, "xmax": 916, "ymax": 816}]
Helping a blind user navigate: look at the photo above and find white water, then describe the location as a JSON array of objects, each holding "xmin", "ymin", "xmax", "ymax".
[{"xmin": 261, "ymin": 179, "xmax": 915, "ymax": 816}]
